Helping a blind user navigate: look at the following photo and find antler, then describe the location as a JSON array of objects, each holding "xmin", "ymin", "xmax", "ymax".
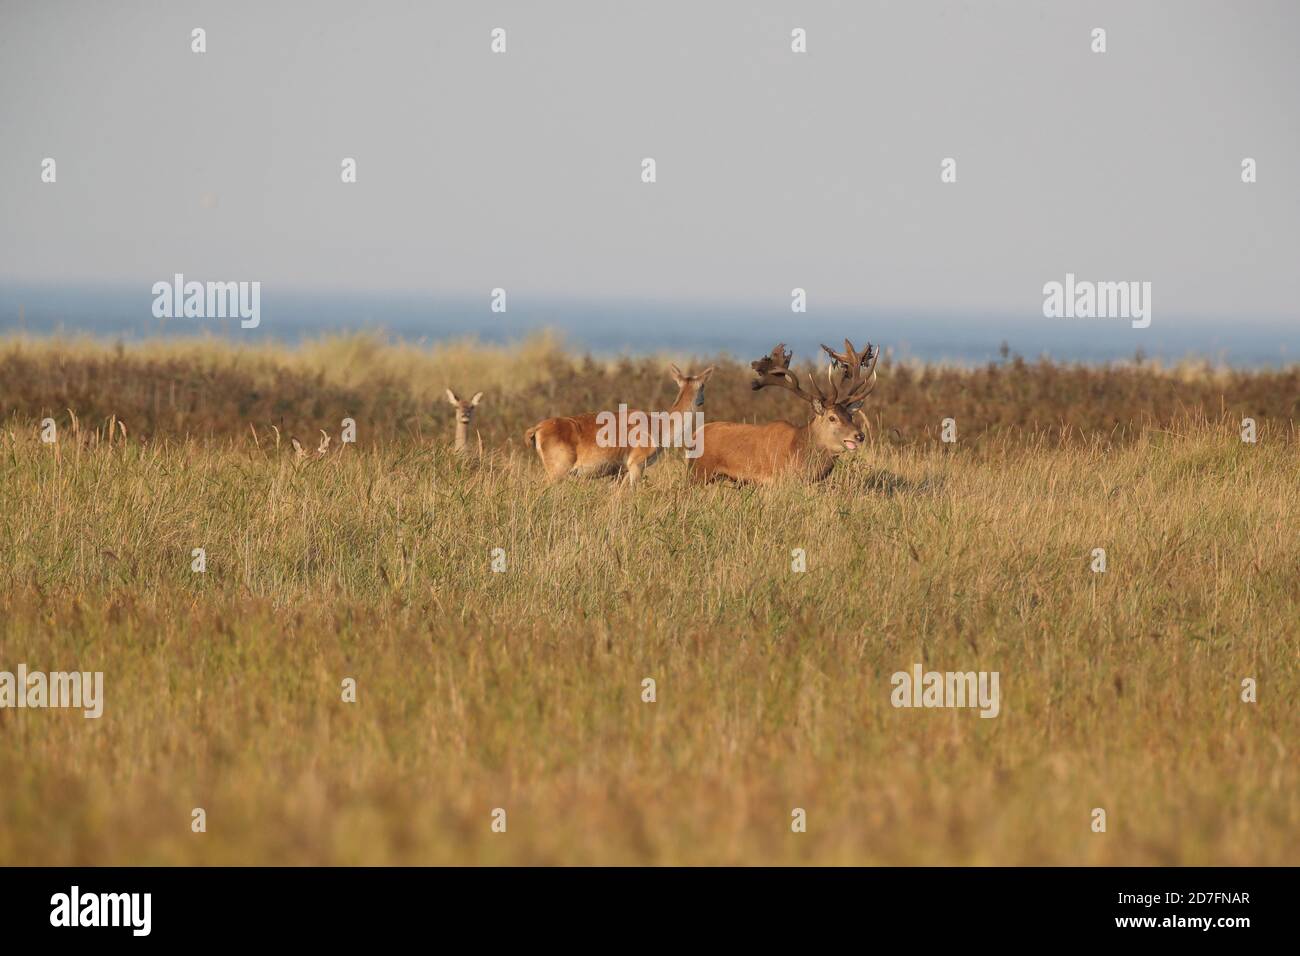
[
  {"xmin": 751, "ymin": 343, "xmax": 828, "ymax": 405},
  {"xmin": 820, "ymin": 338, "xmax": 880, "ymax": 405}
]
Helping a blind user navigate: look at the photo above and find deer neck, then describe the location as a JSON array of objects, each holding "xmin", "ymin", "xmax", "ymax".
[
  {"xmin": 667, "ymin": 384, "xmax": 698, "ymax": 415},
  {"xmin": 454, "ymin": 420, "xmax": 469, "ymax": 451},
  {"xmin": 794, "ymin": 418, "xmax": 835, "ymax": 464}
]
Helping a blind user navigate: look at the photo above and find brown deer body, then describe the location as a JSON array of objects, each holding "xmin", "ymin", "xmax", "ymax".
[
  {"xmin": 688, "ymin": 341, "xmax": 878, "ymax": 485},
  {"xmin": 524, "ymin": 365, "xmax": 713, "ymax": 486}
]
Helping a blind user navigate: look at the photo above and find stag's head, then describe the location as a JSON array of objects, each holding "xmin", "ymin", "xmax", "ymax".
[
  {"xmin": 751, "ymin": 340, "xmax": 880, "ymax": 455},
  {"xmin": 669, "ymin": 364, "xmax": 715, "ymax": 408},
  {"xmin": 445, "ymin": 389, "xmax": 484, "ymax": 425}
]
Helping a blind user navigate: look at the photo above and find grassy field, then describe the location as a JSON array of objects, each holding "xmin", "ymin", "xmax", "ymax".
[{"xmin": 1, "ymin": 334, "xmax": 1297, "ymax": 865}]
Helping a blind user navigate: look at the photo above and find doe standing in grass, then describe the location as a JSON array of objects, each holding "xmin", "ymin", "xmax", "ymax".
[
  {"xmin": 445, "ymin": 389, "xmax": 484, "ymax": 453},
  {"xmin": 523, "ymin": 364, "xmax": 713, "ymax": 487}
]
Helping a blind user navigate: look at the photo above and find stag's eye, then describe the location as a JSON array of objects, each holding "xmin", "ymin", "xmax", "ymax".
[{"xmin": 828, "ymin": 416, "xmax": 837, "ymax": 423}]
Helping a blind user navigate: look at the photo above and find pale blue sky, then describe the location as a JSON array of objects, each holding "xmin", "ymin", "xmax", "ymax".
[{"xmin": 1, "ymin": 0, "xmax": 1297, "ymax": 323}]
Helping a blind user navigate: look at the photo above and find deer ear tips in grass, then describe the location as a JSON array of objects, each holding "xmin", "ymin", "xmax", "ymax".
[{"xmin": 284, "ymin": 429, "xmax": 335, "ymax": 462}]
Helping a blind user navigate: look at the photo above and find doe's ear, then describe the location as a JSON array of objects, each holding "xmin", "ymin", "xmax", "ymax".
[
  {"xmin": 668, "ymin": 363, "xmax": 685, "ymax": 383},
  {"xmin": 470, "ymin": 391, "xmax": 484, "ymax": 406},
  {"xmin": 698, "ymin": 366, "xmax": 715, "ymax": 383},
  {"xmin": 445, "ymin": 389, "xmax": 460, "ymax": 406}
]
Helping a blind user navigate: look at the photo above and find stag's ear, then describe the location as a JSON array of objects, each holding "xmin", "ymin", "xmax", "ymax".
[
  {"xmin": 848, "ymin": 400, "xmax": 865, "ymax": 412},
  {"xmin": 470, "ymin": 391, "xmax": 484, "ymax": 406},
  {"xmin": 445, "ymin": 389, "xmax": 460, "ymax": 406},
  {"xmin": 811, "ymin": 398, "xmax": 827, "ymax": 416}
]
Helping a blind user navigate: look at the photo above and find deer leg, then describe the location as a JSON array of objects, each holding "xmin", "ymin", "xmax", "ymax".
[{"xmin": 541, "ymin": 440, "xmax": 577, "ymax": 482}]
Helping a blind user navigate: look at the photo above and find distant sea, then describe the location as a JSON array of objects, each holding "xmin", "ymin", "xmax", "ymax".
[{"xmin": 0, "ymin": 282, "xmax": 1294, "ymax": 368}]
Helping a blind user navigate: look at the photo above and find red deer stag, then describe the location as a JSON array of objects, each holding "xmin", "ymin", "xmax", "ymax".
[{"xmin": 688, "ymin": 340, "xmax": 878, "ymax": 484}]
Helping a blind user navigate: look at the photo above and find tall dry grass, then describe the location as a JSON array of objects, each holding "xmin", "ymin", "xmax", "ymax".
[{"xmin": 0, "ymin": 335, "xmax": 1296, "ymax": 864}]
